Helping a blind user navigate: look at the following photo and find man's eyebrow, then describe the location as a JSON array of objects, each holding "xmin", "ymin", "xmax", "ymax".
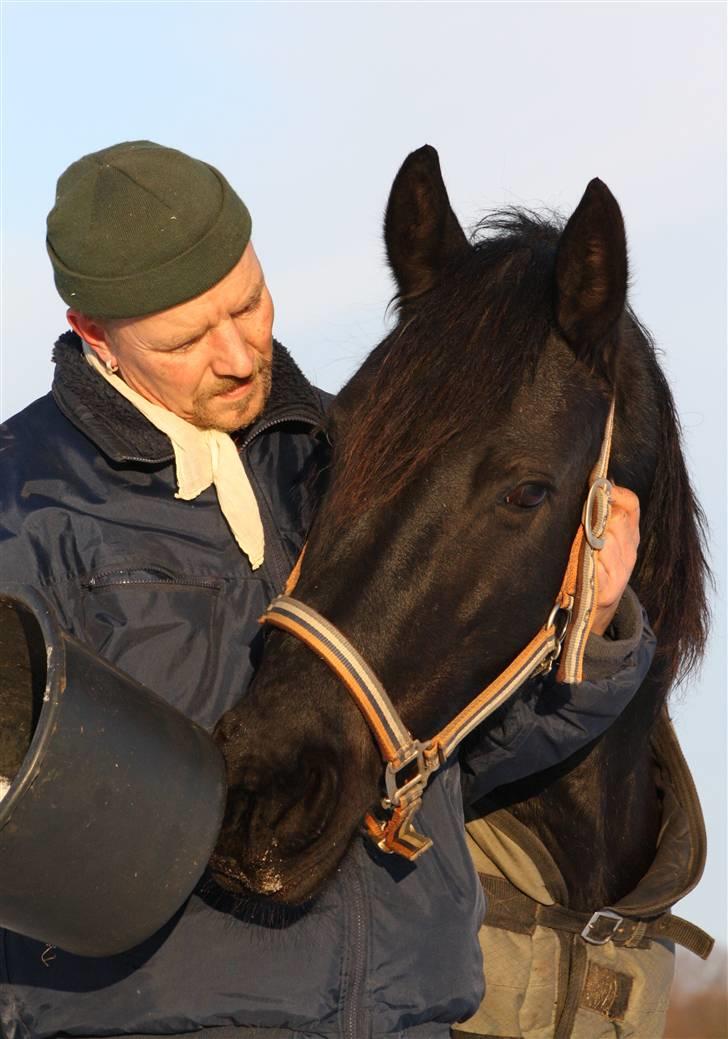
[
  {"xmin": 161, "ymin": 282, "xmax": 265, "ymax": 350},
  {"xmin": 163, "ymin": 325, "xmax": 209, "ymax": 351}
]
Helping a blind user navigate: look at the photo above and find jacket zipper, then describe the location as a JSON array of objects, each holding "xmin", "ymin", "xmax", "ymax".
[
  {"xmin": 119, "ymin": 453, "xmax": 174, "ymax": 465},
  {"xmin": 84, "ymin": 568, "xmax": 223, "ymax": 591},
  {"xmin": 342, "ymin": 846, "xmax": 369, "ymax": 1039},
  {"xmin": 239, "ymin": 410, "xmax": 323, "ymax": 452}
]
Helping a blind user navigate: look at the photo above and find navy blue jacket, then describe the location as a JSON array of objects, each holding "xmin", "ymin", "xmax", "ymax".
[{"xmin": 0, "ymin": 334, "xmax": 655, "ymax": 1039}]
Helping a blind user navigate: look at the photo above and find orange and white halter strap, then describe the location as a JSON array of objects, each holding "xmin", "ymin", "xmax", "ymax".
[{"xmin": 262, "ymin": 400, "xmax": 616, "ymax": 861}]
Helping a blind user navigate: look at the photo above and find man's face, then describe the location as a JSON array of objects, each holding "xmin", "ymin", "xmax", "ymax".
[{"xmin": 81, "ymin": 244, "xmax": 274, "ymax": 432}]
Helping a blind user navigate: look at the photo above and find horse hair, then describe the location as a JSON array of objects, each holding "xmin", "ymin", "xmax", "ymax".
[
  {"xmin": 211, "ymin": 195, "xmax": 710, "ymax": 911},
  {"xmin": 326, "ymin": 209, "xmax": 708, "ymax": 691},
  {"xmin": 327, "ymin": 213, "xmax": 558, "ymax": 522}
]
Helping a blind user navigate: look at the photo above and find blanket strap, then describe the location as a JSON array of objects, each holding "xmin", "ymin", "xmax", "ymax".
[{"xmin": 478, "ymin": 873, "xmax": 714, "ymax": 960}]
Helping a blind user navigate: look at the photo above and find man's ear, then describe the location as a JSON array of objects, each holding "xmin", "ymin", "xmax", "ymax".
[{"xmin": 66, "ymin": 310, "xmax": 117, "ymax": 368}]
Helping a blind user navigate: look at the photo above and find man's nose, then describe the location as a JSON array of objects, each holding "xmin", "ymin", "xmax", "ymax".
[{"xmin": 209, "ymin": 321, "xmax": 255, "ymax": 378}]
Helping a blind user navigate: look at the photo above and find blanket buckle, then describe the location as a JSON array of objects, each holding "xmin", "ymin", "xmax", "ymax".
[{"xmin": 581, "ymin": 909, "xmax": 624, "ymax": 945}]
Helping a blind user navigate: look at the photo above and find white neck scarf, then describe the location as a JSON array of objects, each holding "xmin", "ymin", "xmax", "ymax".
[{"xmin": 83, "ymin": 344, "xmax": 265, "ymax": 570}]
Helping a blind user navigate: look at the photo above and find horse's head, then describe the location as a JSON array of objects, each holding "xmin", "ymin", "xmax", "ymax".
[{"xmin": 210, "ymin": 146, "xmax": 701, "ymax": 904}]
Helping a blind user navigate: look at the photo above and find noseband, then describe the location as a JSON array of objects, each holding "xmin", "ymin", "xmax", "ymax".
[{"xmin": 261, "ymin": 402, "xmax": 615, "ymax": 860}]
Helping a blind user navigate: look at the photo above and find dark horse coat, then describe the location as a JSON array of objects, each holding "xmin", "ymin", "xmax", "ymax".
[{"xmin": 0, "ymin": 334, "xmax": 654, "ymax": 1039}]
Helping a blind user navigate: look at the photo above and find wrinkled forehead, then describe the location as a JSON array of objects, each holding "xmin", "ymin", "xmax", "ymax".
[{"xmin": 104, "ymin": 244, "xmax": 267, "ymax": 351}]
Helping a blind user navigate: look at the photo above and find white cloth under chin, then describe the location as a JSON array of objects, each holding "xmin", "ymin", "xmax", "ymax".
[{"xmin": 83, "ymin": 344, "xmax": 265, "ymax": 570}]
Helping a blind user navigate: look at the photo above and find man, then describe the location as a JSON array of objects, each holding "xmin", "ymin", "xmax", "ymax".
[{"xmin": 0, "ymin": 141, "xmax": 651, "ymax": 1039}]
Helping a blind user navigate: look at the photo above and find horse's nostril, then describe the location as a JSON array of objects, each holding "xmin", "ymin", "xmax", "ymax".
[
  {"xmin": 221, "ymin": 782, "xmax": 254, "ymax": 835},
  {"xmin": 214, "ymin": 742, "xmax": 345, "ymax": 894}
]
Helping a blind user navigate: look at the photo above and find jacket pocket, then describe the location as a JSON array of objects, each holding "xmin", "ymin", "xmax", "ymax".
[
  {"xmin": 84, "ymin": 565, "xmax": 224, "ymax": 592},
  {"xmin": 79, "ymin": 565, "xmax": 224, "ymax": 723}
]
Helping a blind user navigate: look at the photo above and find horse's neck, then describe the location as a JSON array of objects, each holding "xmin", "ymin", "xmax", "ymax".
[{"xmin": 493, "ymin": 672, "xmax": 665, "ymax": 912}]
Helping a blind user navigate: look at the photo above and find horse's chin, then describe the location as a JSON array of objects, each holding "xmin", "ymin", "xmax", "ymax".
[{"xmin": 209, "ymin": 830, "xmax": 352, "ymax": 905}]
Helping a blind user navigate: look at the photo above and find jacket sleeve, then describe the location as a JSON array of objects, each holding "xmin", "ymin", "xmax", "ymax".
[{"xmin": 459, "ymin": 586, "xmax": 655, "ymax": 806}]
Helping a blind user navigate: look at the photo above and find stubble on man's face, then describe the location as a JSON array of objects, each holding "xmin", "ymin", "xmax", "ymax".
[{"xmin": 190, "ymin": 351, "xmax": 273, "ymax": 432}]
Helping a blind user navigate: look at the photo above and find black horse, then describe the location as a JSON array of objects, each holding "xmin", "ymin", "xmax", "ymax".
[{"xmin": 211, "ymin": 146, "xmax": 708, "ymax": 925}]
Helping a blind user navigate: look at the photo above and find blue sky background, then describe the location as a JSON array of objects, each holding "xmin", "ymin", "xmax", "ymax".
[{"xmin": 1, "ymin": 2, "xmax": 726, "ymax": 959}]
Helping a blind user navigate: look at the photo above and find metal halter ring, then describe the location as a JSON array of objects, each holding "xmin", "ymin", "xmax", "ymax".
[
  {"xmin": 538, "ymin": 597, "xmax": 574, "ymax": 676},
  {"xmin": 583, "ymin": 477, "xmax": 613, "ymax": 550},
  {"xmin": 546, "ymin": 597, "xmax": 574, "ymax": 645}
]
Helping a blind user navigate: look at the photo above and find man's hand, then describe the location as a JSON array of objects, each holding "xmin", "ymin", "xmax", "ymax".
[{"xmin": 592, "ymin": 484, "xmax": 641, "ymax": 636}]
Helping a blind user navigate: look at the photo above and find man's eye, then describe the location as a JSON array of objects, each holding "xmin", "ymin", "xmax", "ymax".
[
  {"xmin": 170, "ymin": 337, "xmax": 199, "ymax": 352},
  {"xmin": 504, "ymin": 483, "xmax": 548, "ymax": 509},
  {"xmin": 233, "ymin": 301, "xmax": 257, "ymax": 319}
]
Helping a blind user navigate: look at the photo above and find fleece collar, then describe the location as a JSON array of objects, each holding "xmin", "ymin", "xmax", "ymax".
[{"xmin": 51, "ymin": 331, "xmax": 326, "ymax": 464}]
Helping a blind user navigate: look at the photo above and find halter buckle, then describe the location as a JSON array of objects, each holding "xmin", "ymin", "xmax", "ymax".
[{"xmin": 383, "ymin": 740, "xmax": 436, "ymax": 808}]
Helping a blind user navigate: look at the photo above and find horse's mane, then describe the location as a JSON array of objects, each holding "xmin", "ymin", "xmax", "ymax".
[
  {"xmin": 325, "ymin": 209, "xmax": 709, "ymax": 690},
  {"xmin": 617, "ymin": 315, "xmax": 710, "ymax": 686}
]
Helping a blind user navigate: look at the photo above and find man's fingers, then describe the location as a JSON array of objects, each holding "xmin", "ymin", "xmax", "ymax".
[
  {"xmin": 608, "ymin": 484, "xmax": 640, "ymax": 527},
  {"xmin": 596, "ymin": 543, "xmax": 619, "ymax": 607},
  {"xmin": 606, "ymin": 484, "xmax": 640, "ymax": 549},
  {"xmin": 594, "ymin": 485, "xmax": 641, "ymax": 613},
  {"xmin": 601, "ymin": 525, "xmax": 638, "ymax": 570},
  {"xmin": 593, "ymin": 485, "xmax": 641, "ymax": 633}
]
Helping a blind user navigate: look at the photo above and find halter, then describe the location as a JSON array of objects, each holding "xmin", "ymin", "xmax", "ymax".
[{"xmin": 262, "ymin": 401, "xmax": 616, "ymax": 860}]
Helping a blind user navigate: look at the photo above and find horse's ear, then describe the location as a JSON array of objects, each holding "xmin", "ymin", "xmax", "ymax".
[
  {"xmin": 384, "ymin": 145, "xmax": 470, "ymax": 303},
  {"xmin": 554, "ymin": 179, "xmax": 628, "ymax": 373}
]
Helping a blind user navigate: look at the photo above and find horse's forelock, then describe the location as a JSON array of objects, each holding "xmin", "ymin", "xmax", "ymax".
[{"xmin": 325, "ymin": 213, "xmax": 560, "ymax": 526}]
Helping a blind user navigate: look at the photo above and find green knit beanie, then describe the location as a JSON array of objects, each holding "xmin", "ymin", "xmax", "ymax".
[{"xmin": 46, "ymin": 140, "xmax": 252, "ymax": 318}]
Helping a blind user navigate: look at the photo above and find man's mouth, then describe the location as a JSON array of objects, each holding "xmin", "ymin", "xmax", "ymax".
[{"xmin": 216, "ymin": 376, "xmax": 256, "ymax": 401}]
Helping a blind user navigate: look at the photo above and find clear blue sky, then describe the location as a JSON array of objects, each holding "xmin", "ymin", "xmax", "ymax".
[{"xmin": 1, "ymin": 1, "xmax": 726, "ymax": 956}]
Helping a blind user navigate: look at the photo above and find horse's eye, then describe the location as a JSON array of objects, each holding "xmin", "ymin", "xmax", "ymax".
[{"xmin": 505, "ymin": 483, "xmax": 548, "ymax": 509}]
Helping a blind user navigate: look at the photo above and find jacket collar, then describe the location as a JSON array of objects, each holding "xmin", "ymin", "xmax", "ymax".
[{"xmin": 51, "ymin": 331, "xmax": 327, "ymax": 464}]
